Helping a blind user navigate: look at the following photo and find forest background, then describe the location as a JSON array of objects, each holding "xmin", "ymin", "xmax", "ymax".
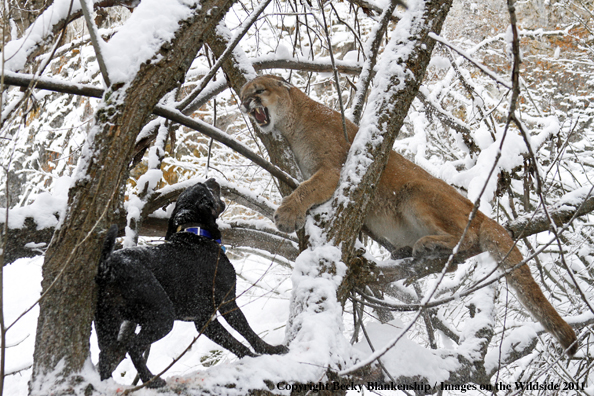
[{"xmin": 0, "ymin": 0, "xmax": 594, "ymax": 395}]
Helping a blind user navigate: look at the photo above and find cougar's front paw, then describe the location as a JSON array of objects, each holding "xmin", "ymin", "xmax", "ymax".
[{"xmin": 274, "ymin": 197, "xmax": 306, "ymax": 233}]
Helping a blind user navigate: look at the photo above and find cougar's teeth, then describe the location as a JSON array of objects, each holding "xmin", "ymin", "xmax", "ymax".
[{"xmin": 252, "ymin": 107, "xmax": 269, "ymax": 125}]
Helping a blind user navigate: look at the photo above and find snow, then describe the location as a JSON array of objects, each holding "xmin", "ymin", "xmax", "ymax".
[
  {"xmin": 447, "ymin": 122, "xmax": 530, "ymax": 213},
  {"xmin": 3, "ymin": 0, "xmax": 83, "ymax": 72},
  {"xmin": 0, "ymin": 176, "xmax": 72, "ymax": 230},
  {"xmin": 4, "ymin": 252, "xmax": 292, "ymax": 396},
  {"xmin": 3, "ymin": 258, "xmax": 42, "ymax": 396},
  {"xmin": 353, "ymin": 319, "xmax": 455, "ymax": 384},
  {"xmin": 215, "ymin": 22, "xmax": 257, "ymax": 82},
  {"xmin": 429, "ymin": 56, "xmax": 451, "ymax": 70},
  {"xmin": 3, "ymin": 0, "xmax": 594, "ymax": 393},
  {"xmin": 559, "ymin": 186, "xmax": 594, "ymax": 207},
  {"xmin": 484, "ymin": 325, "xmax": 538, "ymax": 374},
  {"xmin": 285, "ymin": 234, "xmax": 352, "ymax": 366},
  {"xmin": 101, "ymin": 0, "xmax": 200, "ymax": 83}
]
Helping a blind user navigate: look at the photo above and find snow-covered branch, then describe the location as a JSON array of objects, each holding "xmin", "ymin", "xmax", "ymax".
[
  {"xmin": 0, "ymin": 71, "xmax": 298, "ymax": 190},
  {"xmin": 29, "ymin": 0, "xmax": 237, "ymax": 388},
  {"xmin": 351, "ymin": 0, "xmax": 401, "ymax": 125},
  {"xmin": 505, "ymin": 187, "xmax": 594, "ymax": 238}
]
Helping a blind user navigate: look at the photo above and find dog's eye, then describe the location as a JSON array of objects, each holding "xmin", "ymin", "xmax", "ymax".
[{"xmin": 200, "ymin": 197, "xmax": 213, "ymax": 207}]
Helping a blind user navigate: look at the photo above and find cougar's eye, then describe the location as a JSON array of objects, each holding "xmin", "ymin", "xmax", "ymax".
[{"xmin": 255, "ymin": 89, "xmax": 265, "ymax": 94}]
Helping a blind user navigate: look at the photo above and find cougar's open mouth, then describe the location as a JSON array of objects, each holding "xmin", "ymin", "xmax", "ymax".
[{"xmin": 250, "ymin": 106, "xmax": 270, "ymax": 126}]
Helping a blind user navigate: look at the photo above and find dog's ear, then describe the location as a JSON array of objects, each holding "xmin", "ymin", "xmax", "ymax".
[{"xmin": 204, "ymin": 178, "xmax": 221, "ymax": 198}]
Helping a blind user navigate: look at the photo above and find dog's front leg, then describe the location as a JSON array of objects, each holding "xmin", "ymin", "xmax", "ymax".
[
  {"xmin": 222, "ymin": 301, "xmax": 288, "ymax": 355},
  {"xmin": 195, "ymin": 317, "xmax": 256, "ymax": 358}
]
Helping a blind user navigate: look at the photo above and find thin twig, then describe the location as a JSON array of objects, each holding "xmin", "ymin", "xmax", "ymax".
[
  {"xmin": 79, "ymin": 0, "xmax": 111, "ymax": 86},
  {"xmin": 355, "ymin": 300, "xmax": 397, "ymax": 383},
  {"xmin": 351, "ymin": 0, "xmax": 399, "ymax": 125},
  {"xmin": 312, "ymin": 0, "xmax": 350, "ymax": 143},
  {"xmin": 176, "ymin": 0, "xmax": 272, "ymax": 113},
  {"xmin": 429, "ymin": 32, "xmax": 512, "ymax": 90}
]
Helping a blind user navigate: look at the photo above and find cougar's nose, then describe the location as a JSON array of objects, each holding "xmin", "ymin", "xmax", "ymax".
[{"xmin": 240, "ymin": 97, "xmax": 251, "ymax": 113}]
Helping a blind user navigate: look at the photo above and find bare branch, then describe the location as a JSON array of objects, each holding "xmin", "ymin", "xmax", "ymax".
[
  {"xmin": 0, "ymin": 71, "xmax": 298, "ymax": 190},
  {"xmin": 253, "ymin": 57, "xmax": 362, "ymax": 75},
  {"xmin": 2, "ymin": 70, "xmax": 104, "ymax": 98},
  {"xmin": 351, "ymin": 0, "xmax": 400, "ymax": 125},
  {"xmin": 79, "ymin": 0, "xmax": 111, "ymax": 86}
]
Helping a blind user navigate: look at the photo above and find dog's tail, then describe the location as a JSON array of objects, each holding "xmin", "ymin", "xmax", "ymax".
[{"xmin": 97, "ymin": 225, "xmax": 119, "ymax": 284}]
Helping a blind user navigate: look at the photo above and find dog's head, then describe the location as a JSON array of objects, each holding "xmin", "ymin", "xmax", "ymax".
[{"xmin": 165, "ymin": 178, "xmax": 226, "ymax": 241}]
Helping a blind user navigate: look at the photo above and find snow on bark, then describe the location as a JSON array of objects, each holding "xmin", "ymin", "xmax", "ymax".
[
  {"xmin": 101, "ymin": 0, "xmax": 202, "ymax": 83},
  {"xmin": 3, "ymin": 0, "xmax": 83, "ymax": 72},
  {"xmin": 281, "ymin": 0, "xmax": 454, "ymax": 384},
  {"xmin": 327, "ymin": 0, "xmax": 452, "ymax": 253},
  {"xmin": 29, "ymin": 0, "xmax": 235, "ymax": 390}
]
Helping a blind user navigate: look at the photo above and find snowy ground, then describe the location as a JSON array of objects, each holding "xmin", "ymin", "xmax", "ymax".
[{"xmin": 3, "ymin": 250, "xmax": 294, "ymax": 395}]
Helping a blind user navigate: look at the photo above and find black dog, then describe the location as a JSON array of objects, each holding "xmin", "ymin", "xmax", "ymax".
[{"xmin": 95, "ymin": 179, "xmax": 288, "ymax": 388}]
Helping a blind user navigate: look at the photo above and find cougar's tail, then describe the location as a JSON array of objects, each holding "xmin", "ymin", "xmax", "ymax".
[
  {"xmin": 97, "ymin": 225, "xmax": 119, "ymax": 284},
  {"xmin": 480, "ymin": 219, "xmax": 578, "ymax": 356}
]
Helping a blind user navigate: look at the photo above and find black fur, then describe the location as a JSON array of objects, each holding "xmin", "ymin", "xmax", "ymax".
[{"xmin": 95, "ymin": 179, "xmax": 287, "ymax": 388}]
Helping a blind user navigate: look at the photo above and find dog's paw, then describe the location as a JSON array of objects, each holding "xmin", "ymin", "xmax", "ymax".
[
  {"xmin": 147, "ymin": 376, "xmax": 167, "ymax": 388},
  {"xmin": 274, "ymin": 197, "xmax": 306, "ymax": 233},
  {"xmin": 270, "ymin": 344, "xmax": 289, "ymax": 355}
]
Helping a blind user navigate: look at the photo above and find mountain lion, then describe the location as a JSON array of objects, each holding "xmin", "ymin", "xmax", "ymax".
[{"xmin": 240, "ymin": 75, "xmax": 577, "ymax": 355}]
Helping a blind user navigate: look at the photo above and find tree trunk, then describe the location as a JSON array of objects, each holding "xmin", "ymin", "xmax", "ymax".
[
  {"xmin": 285, "ymin": 0, "xmax": 453, "ymax": 372},
  {"xmin": 29, "ymin": 0, "xmax": 235, "ymax": 393},
  {"xmin": 7, "ymin": 0, "xmax": 51, "ymax": 36}
]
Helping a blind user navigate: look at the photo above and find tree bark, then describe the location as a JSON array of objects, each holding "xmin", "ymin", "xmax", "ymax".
[
  {"xmin": 284, "ymin": 0, "xmax": 454, "ymax": 378},
  {"xmin": 326, "ymin": 0, "xmax": 453, "ymax": 259},
  {"xmin": 29, "ymin": 0, "xmax": 235, "ymax": 392}
]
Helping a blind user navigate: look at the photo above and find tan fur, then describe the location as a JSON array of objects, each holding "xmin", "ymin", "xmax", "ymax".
[{"xmin": 240, "ymin": 75, "xmax": 578, "ymax": 355}]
